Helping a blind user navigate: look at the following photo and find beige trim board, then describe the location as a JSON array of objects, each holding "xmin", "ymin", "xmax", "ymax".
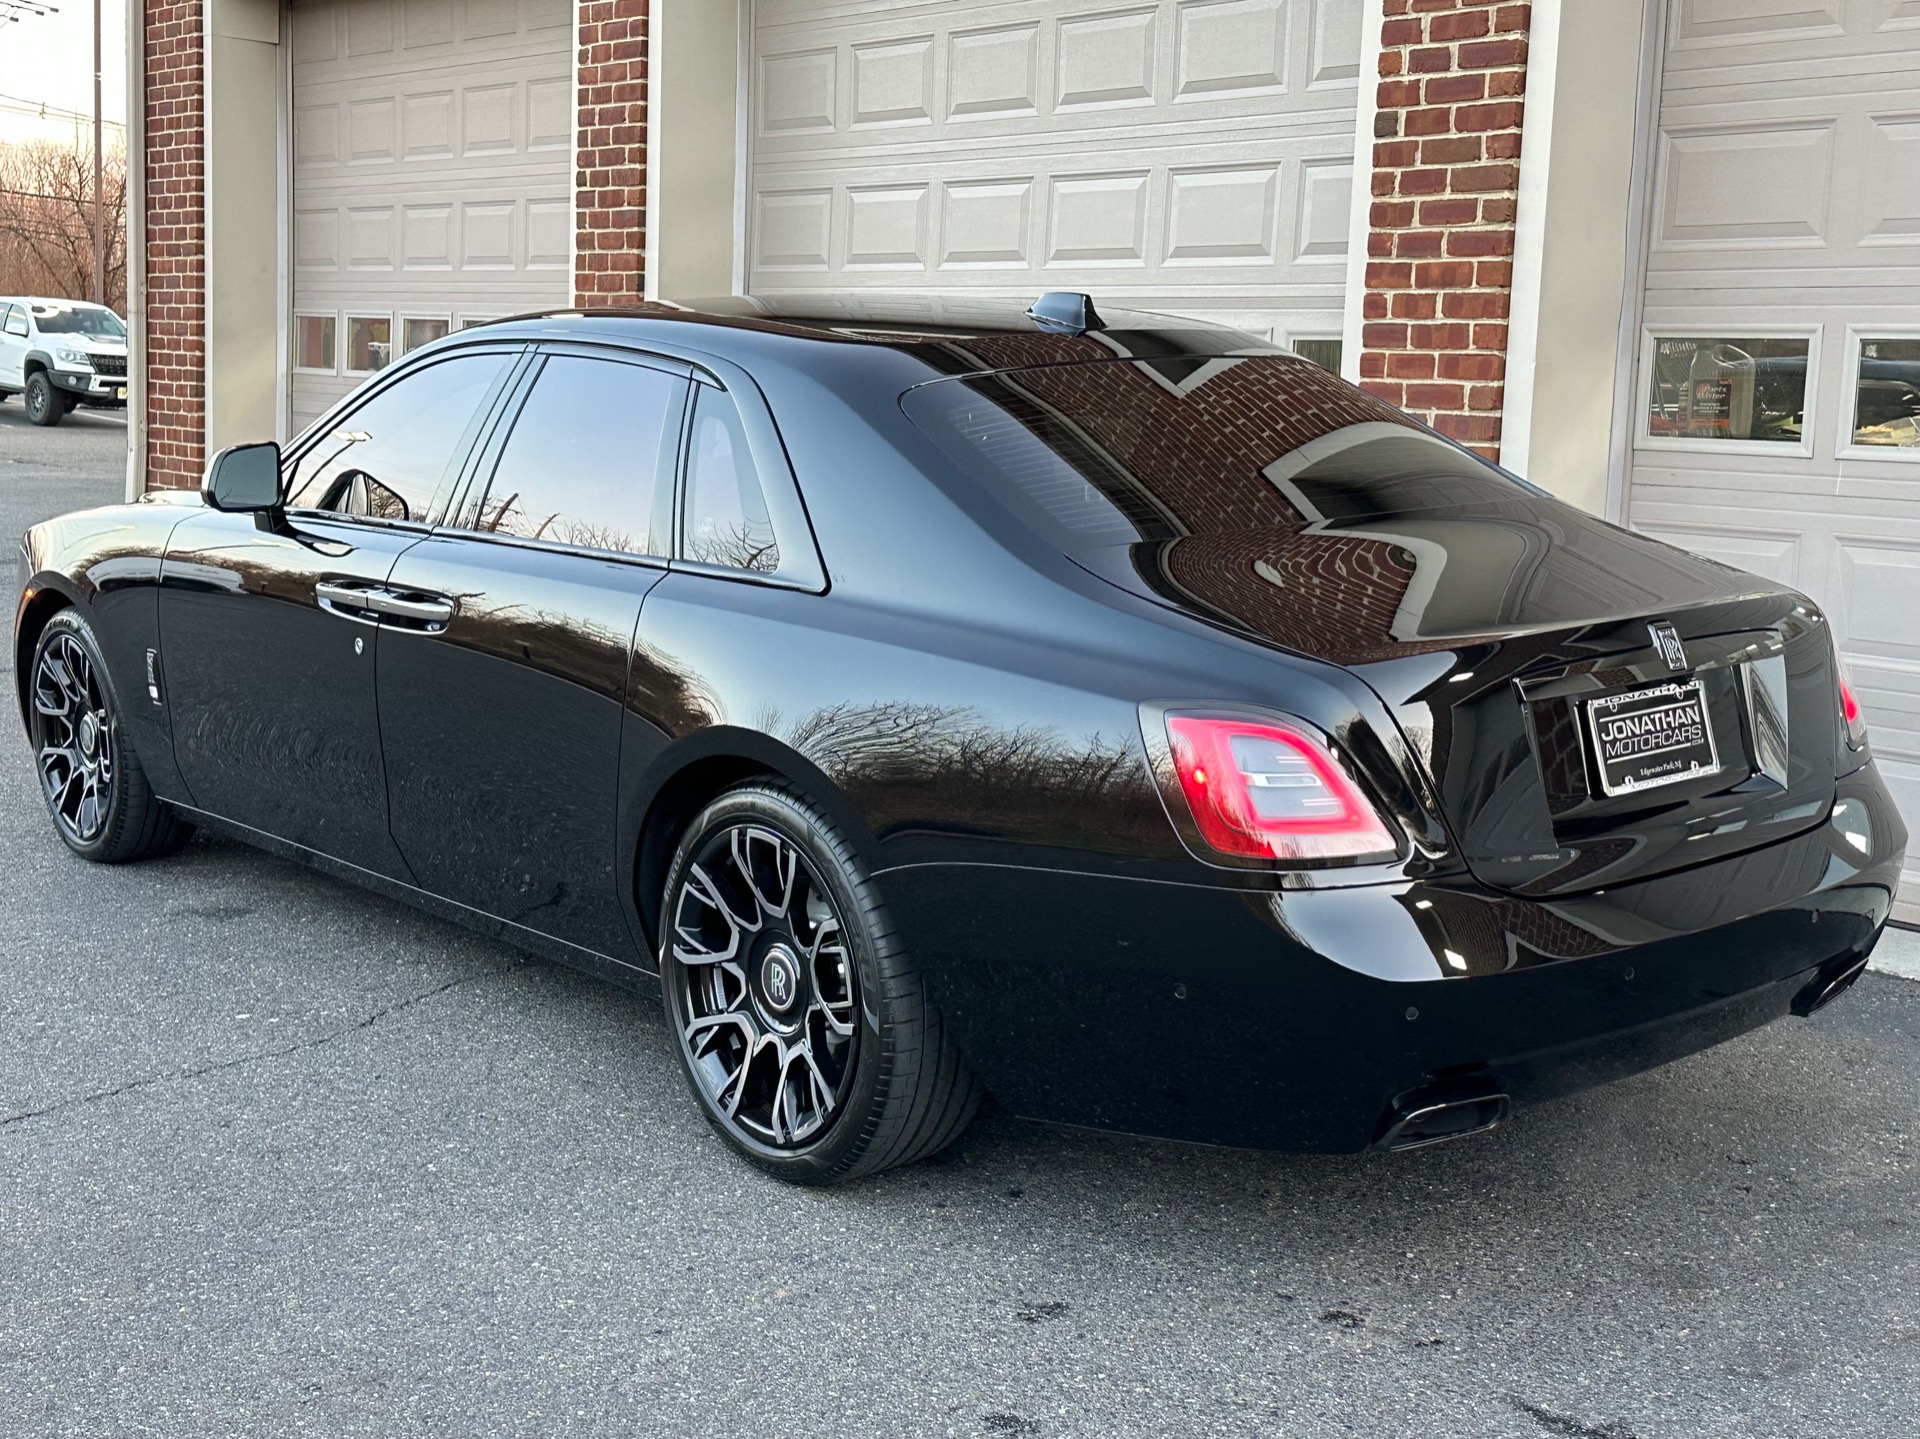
[
  {"xmin": 644, "ymin": 0, "xmax": 743, "ymax": 305},
  {"xmin": 1502, "ymin": 0, "xmax": 1656, "ymax": 516},
  {"xmin": 1339, "ymin": 0, "xmax": 1387, "ymax": 386},
  {"xmin": 203, "ymin": 0, "xmax": 281, "ymax": 455}
]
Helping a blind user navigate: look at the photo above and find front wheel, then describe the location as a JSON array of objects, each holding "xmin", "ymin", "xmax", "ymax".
[
  {"xmin": 23, "ymin": 372, "xmax": 64, "ymax": 427},
  {"xmin": 660, "ymin": 782, "xmax": 981, "ymax": 1184},
  {"xmin": 29, "ymin": 609, "xmax": 194, "ymax": 862}
]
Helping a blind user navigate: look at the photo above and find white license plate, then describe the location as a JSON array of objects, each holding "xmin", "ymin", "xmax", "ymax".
[{"xmin": 1584, "ymin": 678, "xmax": 1722, "ymax": 798}]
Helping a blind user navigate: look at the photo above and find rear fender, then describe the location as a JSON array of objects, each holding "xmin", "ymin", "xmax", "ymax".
[{"xmin": 617, "ymin": 720, "xmax": 886, "ymax": 967}]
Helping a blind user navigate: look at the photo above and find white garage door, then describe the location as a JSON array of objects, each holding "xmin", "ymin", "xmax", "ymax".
[
  {"xmin": 1625, "ymin": 1, "xmax": 1920, "ymax": 923},
  {"xmin": 288, "ymin": 0, "xmax": 574, "ymax": 432},
  {"xmin": 746, "ymin": 0, "xmax": 1363, "ymax": 352}
]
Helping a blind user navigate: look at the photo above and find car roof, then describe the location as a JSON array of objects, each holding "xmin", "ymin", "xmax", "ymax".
[
  {"xmin": 2, "ymin": 298, "xmax": 119, "ymax": 316},
  {"xmin": 455, "ymin": 293, "xmax": 1294, "ymax": 369}
]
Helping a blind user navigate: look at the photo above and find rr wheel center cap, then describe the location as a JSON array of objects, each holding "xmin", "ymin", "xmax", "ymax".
[
  {"xmin": 78, "ymin": 712, "xmax": 100, "ymax": 758},
  {"xmin": 759, "ymin": 944, "xmax": 803, "ymax": 1017}
]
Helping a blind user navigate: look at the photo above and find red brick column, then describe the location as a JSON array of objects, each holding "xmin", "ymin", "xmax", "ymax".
[
  {"xmin": 575, "ymin": 0, "xmax": 648, "ymax": 307},
  {"xmin": 142, "ymin": 0, "xmax": 206, "ymax": 489},
  {"xmin": 1360, "ymin": 0, "xmax": 1530, "ymax": 461}
]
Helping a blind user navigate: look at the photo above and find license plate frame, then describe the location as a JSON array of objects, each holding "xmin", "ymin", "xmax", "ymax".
[{"xmin": 1583, "ymin": 677, "xmax": 1722, "ymax": 798}]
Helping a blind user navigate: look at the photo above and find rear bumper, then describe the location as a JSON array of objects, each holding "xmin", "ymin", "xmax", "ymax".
[{"xmin": 879, "ymin": 763, "xmax": 1904, "ymax": 1153}]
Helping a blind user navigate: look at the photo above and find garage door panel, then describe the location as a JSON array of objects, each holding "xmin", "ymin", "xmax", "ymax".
[
  {"xmin": 1633, "ymin": 521, "xmax": 1805, "ymax": 590},
  {"xmin": 1864, "ymin": 110, "xmax": 1920, "ymax": 243},
  {"xmin": 1631, "ymin": 4, "xmax": 1920, "ymax": 921},
  {"xmin": 290, "ymin": 0, "xmax": 570, "ymax": 433},
  {"xmin": 1655, "ymin": 121, "xmax": 1834, "ymax": 248},
  {"xmin": 748, "ymin": 0, "xmax": 1360, "ymax": 340},
  {"xmin": 1174, "ymin": 0, "xmax": 1288, "ymax": 101},
  {"xmin": 1671, "ymin": 0, "xmax": 1845, "ymax": 48}
]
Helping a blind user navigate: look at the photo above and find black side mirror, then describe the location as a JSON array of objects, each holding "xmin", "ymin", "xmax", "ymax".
[{"xmin": 203, "ymin": 442, "xmax": 284, "ymax": 524}]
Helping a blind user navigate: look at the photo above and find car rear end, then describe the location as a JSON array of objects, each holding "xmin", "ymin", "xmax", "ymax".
[{"xmin": 885, "ymin": 327, "xmax": 1903, "ymax": 1150}]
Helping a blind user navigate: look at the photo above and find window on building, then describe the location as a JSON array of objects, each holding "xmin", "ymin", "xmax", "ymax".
[
  {"xmin": 346, "ymin": 315, "xmax": 393, "ymax": 374},
  {"xmin": 294, "ymin": 314, "xmax": 336, "ymax": 372},
  {"xmin": 682, "ymin": 385, "xmax": 781, "ymax": 574},
  {"xmin": 468, "ymin": 356, "xmax": 684, "ymax": 556},
  {"xmin": 286, "ymin": 352, "xmax": 511, "ymax": 522},
  {"xmin": 1293, "ymin": 338, "xmax": 1343, "ymax": 375},
  {"xmin": 1852, "ymin": 337, "xmax": 1920, "ymax": 450},
  {"xmin": 1645, "ymin": 336, "xmax": 1810, "ymax": 444},
  {"xmin": 402, "ymin": 316, "xmax": 450, "ymax": 355}
]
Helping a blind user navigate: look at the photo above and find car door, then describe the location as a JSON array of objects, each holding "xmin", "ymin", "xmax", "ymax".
[
  {"xmin": 157, "ymin": 345, "xmax": 521, "ymax": 878},
  {"xmin": 374, "ymin": 347, "xmax": 687, "ymax": 957},
  {"xmin": 0, "ymin": 304, "xmax": 27, "ymax": 388}
]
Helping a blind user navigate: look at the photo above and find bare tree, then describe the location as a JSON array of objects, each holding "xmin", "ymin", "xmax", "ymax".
[{"xmin": 0, "ymin": 137, "xmax": 127, "ymax": 310}]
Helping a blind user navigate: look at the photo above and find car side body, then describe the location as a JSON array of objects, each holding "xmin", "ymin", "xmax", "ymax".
[{"xmin": 13, "ymin": 302, "xmax": 1905, "ymax": 1160}]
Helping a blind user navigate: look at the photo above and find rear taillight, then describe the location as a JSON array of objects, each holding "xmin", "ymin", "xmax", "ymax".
[
  {"xmin": 1838, "ymin": 662, "xmax": 1868, "ymax": 749},
  {"xmin": 1159, "ymin": 712, "xmax": 1399, "ymax": 864}
]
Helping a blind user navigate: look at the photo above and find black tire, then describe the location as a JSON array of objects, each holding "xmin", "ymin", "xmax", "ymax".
[
  {"xmin": 27, "ymin": 609, "xmax": 194, "ymax": 863},
  {"xmin": 660, "ymin": 781, "xmax": 982, "ymax": 1184},
  {"xmin": 24, "ymin": 372, "xmax": 63, "ymax": 427}
]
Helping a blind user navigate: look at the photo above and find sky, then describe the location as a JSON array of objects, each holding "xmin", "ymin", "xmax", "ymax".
[{"xmin": 0, "ymin": 0, "xmax": 128, "ymax": 147}]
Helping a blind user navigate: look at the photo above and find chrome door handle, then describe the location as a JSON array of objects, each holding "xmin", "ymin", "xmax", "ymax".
[
  {"xmin": 315, "ymin": 581, "xmax": 455, "ymax": 631},
  {"xmin": 315, "ymin": 579, "xmax": 385, "ymax": 624},
  {"xmin": 362, "ymin": 590, "xmax": 456, "ymax": 627}
]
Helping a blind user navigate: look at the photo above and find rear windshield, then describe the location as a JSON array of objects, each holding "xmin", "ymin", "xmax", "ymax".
[
  {"xmin": 32, "ymin": 305, "xmax": 125, "ymax": 338},
  {"xmin": 900, "ymin": 357, "xmax": 1530, "ymax": 552}
]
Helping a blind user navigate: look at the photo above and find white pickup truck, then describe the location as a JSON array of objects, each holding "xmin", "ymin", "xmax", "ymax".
[{"xmin": 0, "ymin": 297, "xmax": 129, "ymax": 428}]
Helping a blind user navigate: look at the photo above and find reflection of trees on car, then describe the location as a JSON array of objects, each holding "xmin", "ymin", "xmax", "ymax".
[{"xmin": 476, "ymin": 488, "xmax": 648, "ymax": 555}]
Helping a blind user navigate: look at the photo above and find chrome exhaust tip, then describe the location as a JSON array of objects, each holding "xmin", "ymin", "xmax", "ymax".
[{"xmin": 1374, "ymin": 1082, "xmax": 1511, "ymax": 1152}]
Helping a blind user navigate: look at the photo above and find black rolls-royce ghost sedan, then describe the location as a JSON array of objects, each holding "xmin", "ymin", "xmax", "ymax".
[{"xmin": 14, "ymin": 294, "xmax": 1903, "ymax": 1183}]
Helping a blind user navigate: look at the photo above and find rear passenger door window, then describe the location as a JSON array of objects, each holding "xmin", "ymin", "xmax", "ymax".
[
  {"xmin": 681, "ymin": 384, "xmax": 780, "ymax": 574},
  {"xmin": 467, "ymin": 354, "xmax": 686, "ymax": 556}
]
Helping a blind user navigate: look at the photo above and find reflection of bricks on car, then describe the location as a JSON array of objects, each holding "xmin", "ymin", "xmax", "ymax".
[
  {"xmin": 1365, "ymin": 0, "xmax": 1531, "ymax": 461},
  {"xmin": 966, "ymin": 354, "xmax": 1443, "ymax": 666}
]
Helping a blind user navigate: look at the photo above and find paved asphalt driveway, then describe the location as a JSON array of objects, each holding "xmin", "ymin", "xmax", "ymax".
[{"xmin": 2, "ymin": 405, "xmax": 1917, "ymax": 1439}]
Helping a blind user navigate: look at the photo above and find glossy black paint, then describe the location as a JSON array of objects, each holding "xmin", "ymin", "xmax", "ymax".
[
  {"xmin": 13, "ymin": 300, "xmax": 1906, "ymax": 1155},
  {"xmin": 159, "ymin": 508, "xmax": 423, "ymax": 879}
]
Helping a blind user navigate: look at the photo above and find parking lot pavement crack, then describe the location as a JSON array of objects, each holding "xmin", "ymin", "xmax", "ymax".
[
  {"xmin": 0, "ymin": 962, "xmax": 522, "ymax": 1133},
  {"xmin": 1509, "ymin": 1397, "xmax": 1641, "ymax": 1439}
]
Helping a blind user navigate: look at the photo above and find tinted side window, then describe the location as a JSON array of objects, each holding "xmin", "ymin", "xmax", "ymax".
[
  {"xmin": 288, "ymin": 352, "xmax": 510, "ymax": 521},
  {"xmin": 682, "ymin": 386, "xmax": 779, "ymax": 574},
  {"xmin": 468, "ymin": 356, "xmax": 684, "ymax": 555}
]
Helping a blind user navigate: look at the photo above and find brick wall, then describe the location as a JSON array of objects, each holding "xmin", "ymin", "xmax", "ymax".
[
  {"xmin": 1361, "ymin": 0, "xmax": 1530, "ymax": 461},
  {"xmin": 142, "ymin": 0, "xmax": 205, "ymax": 489},
  {"xmin": 574, "ymin": 0, "xmax": 648, "ymax": 307}
]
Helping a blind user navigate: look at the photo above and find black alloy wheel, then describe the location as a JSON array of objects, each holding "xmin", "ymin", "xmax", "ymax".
[
  {"xmin": 28, "ymin": 610, "xmax": 192, "ymax": 862},
  {"xmin": 660, "ymin": 782, "xmax": 981, "ymax": 1183},
  {"xmin": 24, "ymin": 372, "xmax": 64, "ymax": 427}
]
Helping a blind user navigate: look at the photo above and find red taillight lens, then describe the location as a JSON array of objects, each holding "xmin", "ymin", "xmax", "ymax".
[
  {"xmin": 1838, "ymin": 664, "xmax": 1868, "ymax": 748},
  {"xmin": 1163, "ymin": 714, "xmax": 1399, "ymax": 863}
]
